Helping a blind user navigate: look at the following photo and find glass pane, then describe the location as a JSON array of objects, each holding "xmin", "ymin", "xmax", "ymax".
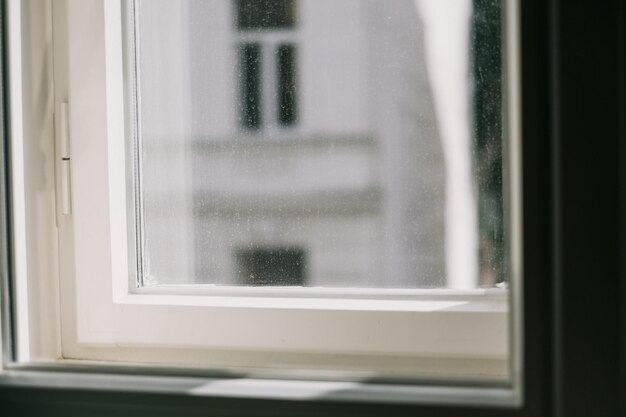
[{"xmin": 130, "ymin": 0, "xmax": 505, "ymax": 289}]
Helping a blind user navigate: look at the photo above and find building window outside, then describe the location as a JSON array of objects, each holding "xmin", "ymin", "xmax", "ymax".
[
  {"xmin": 277, "ymin": 43, "xmax": 297, "ymax": 126},
  {"xmin": 0, "ymin": 0, "xmax": 521, "ymax": 388},
  {"xmin": 240, "ymin": 42, "xmax": 262, "ymax": 129},
  {"xmin": 236, "ymin": 0, "xmax": 298, "ymax": 130},
  {"xmin": 236, "ymin": 247, "xmax": 307, "ymax": 286},
  {"xmin": 237, "ymin": 0, "xmax": 296, "ymax": 30}
]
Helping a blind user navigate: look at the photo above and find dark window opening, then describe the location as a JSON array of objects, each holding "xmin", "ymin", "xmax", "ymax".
[
  {"xmin": 236, "ymin": 247, "xmax": 307, "ymax": 286},
  {"xmin": 277, "ymin": 44, "xmax": 297, "ymax": 126},
  {"xmin": 471, "ymin": 0, "xmax": 504, "ymax": 286},
  {"xmin": 240, "ymin": 43, "xmax": 262, "ymax": 130},
  {"xmin": 236, "ymin": 0, "xmax": 296, "ymax": 30}
]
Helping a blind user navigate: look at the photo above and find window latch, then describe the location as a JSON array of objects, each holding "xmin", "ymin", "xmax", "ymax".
[{"xmin": 57, "ymin": 102, "xmax": 71, "ymax": 216}]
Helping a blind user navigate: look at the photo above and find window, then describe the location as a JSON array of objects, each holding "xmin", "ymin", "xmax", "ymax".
[
  {"xmin": 237, "ymin": 0, "xmax": 296, "ymax": 30},
  {"xmin": 277, "ymin": 43, "xmax": 297, "ymax": 126},
  {"xmin": 3, "ymin": 0, "xmax": 524, "ymax": 407},
  {"xmin": 137, "ymin": 0, "xmax": 508, "ymax": 291},
  {"xmin": 236, "ymin": 247, "xmax": 307, "ymax": 286},
  {"xmin": 240, "ymin": 42, "xmax": 262, "ymax": 129},
  {"xmin": 236, "ymin": 0, "xmax": 298, "ymax": 130},
  {"xmin": 2, "ymin": 0, "xmax": 624, "ymax": 415}
]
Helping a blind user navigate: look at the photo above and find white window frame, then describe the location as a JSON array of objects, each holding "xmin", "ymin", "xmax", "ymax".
[{"xmin": 8, "ymin": 0, "xmax": 522, "ymax": 392}]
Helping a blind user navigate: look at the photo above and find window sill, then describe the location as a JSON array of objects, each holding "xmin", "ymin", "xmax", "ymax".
[
  {"xmin": 56, "ymin": 288, "xmax": 510, "ymax": 384},
  {"xmin": 0, "ymin": 365, "xmax": 521, "ymax": 407}
]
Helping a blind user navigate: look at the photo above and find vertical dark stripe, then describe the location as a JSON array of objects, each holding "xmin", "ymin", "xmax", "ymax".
[
  {"xmin": 0, "ymin": 0, "xmax": 16, "ymax": 364},
  {"xmin": 240, "ymin": 43, "xmax": 261, "ymax": 130},
  {"xmin": 552, "ymin": 0, "xmax": 621, "ymax": 416},
  {"xmin": 619, "ymin": 0, "xmax": 626, "ymax": 415},
  {"xmin": 277, "ymin": 44, "xmax": 296, "ymax": 126},
  {"xmin": 471, "ymin": 0, "xmax": 504, "ymax": 286},
  {"xmin": 521, "ymin": 0, "xmax": 553, "ymax": 414}
]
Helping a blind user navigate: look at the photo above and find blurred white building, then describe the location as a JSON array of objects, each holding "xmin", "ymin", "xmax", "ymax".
[{"xmin": 137, "ymin": 0, "xmax": 447, "ymax": 288}]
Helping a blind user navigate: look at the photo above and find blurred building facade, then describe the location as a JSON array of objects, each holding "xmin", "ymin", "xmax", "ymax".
[{"xmin": 138, "ymin": 0, "xmax": 447, "ymax": 288}]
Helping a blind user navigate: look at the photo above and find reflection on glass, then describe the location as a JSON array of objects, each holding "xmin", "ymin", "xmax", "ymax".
[{"xmin": 131, "ymin": 0, "xmax": 504, "ymax": 289}]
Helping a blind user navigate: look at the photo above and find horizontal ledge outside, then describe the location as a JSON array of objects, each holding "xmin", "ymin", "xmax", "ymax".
[{"xmin": 0, "ymin": 365, "xmax": 521, "ymax": 408}]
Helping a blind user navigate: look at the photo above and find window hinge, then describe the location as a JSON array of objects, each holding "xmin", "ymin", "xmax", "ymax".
[{"xmin": 57, "ymin": 102, "xmax": 71, "ymax": 215}]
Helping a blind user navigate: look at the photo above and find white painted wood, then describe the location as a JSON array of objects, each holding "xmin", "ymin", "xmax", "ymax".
[
  {"xmin": 33, "ymin": 0, "xmax": 514, "ymax": 383},
  {"xmin": 7, "ymin": 0, "xmax": 30, "ymax": 363},
  {"xmin": 7, "ymin": 0, "xmax": 62, "ymax": 363}
]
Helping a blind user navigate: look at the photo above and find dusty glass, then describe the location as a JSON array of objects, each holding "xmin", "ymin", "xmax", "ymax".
[{"xmin": 128, "ymin": 0, "xmax": 505, "ymax": 289}]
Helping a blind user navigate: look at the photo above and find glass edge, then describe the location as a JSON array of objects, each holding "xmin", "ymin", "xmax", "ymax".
[
  {"xmin": 502, "ymin": 0, "xmax": 524, "ymax": 407},
  {"xmin": 0, "ymin": 0, "xmax": 17, "ymax": 369},
  {"xmin": 121, "ymin": 0, "xmax": 143, "ymax": 291}
]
